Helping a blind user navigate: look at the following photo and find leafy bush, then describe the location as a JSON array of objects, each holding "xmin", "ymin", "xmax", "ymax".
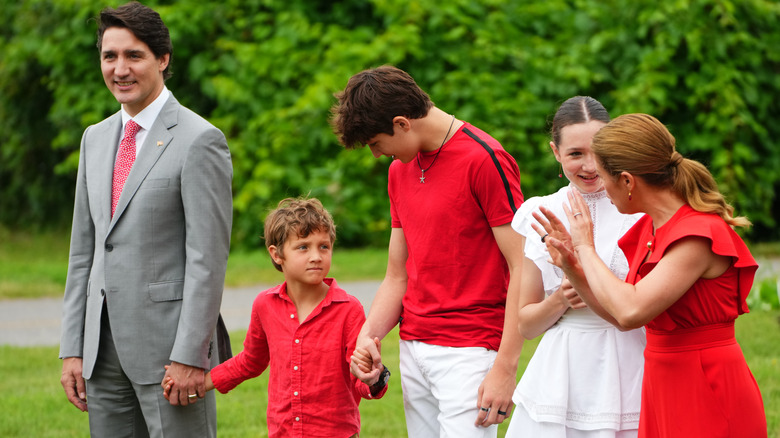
[
  {"xmin": 2, "ymin": 0, "xmax": 779, "ymax": 247},
  {"xmin": 748, "ymin": 277, "xmax": 780, "ymax": 311}
]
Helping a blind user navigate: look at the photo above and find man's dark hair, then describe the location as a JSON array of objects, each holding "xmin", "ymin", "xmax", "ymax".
[
  {"xmin": 331, "ymin": 65, "xmax": 434, "ymax": 149},
  {"xmin": 97, "ymin": 1, "xmax": 173, "ymax": 80}
]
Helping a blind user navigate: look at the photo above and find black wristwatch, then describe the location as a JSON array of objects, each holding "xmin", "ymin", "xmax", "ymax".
[{"xmin": 369, "ymin": 365, "xmax": 390, "ymax": 395}]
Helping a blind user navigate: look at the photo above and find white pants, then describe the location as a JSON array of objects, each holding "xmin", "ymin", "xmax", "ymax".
[{"xmin": 399, "ymin": 340, "xmax": 498, "ymax": 438}]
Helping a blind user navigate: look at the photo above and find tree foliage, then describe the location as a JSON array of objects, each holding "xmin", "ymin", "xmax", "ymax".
[{"xmin": 2, "ymin": 0, "xmax": 779, "ymax": 247}]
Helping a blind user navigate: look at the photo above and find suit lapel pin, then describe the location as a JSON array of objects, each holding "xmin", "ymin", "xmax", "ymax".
[{"xmin": 157, "ymin": 140, "xmax": 163, "ymax": 147}]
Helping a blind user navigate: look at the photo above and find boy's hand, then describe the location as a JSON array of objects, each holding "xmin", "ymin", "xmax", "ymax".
[
  {"xmin": 350, "ymin": 337, "xmax": 383, "ymax": 385},
  {"xmin": 352, "ymin": 347, "xmax": 374, "ymax": 373},
  {"xmin": 475, "ymin": 362, "xmax": 516, "ymax": 427},
  {"xmin": 161, "ymin": 365, "xmax": 175, "ymax": 401},
  {"xmin": 162, "ymin": 377, "xmax": 175, "ymax": 401}
]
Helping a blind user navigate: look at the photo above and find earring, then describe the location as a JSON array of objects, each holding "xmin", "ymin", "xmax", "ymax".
[
  {"xmin": 558, "ymin": 164, "xmax": 563, "ymax": 178},
  {"xmin": 628, "ymin": 191, "xmax": 632, "ymax": 201}
]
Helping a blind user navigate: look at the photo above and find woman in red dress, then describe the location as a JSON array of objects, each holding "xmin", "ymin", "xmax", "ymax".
[{"xmin": 533, "ymin": 113, "xmax": 767, "ymax": 437}]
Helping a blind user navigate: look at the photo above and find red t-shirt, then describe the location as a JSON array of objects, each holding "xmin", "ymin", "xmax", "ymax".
[
  {"xmin": 389, "ymin": 122, "xmax": 523, "ymax": 350},
  {"xmin": 209, "ymin": 278, "xmax": 386, "ymax": 438}
]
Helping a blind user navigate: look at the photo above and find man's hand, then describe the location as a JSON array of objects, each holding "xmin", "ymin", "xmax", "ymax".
[
  {"xmin": 163, "ymin": 362, "xmax": 205, "ymax": 406},
  {"xmin": 61, "ymin": 357, "xmax": 88, "ymax": 412},
  {"xmin": 474, "ymin": 364, "xmax": 516, "ymax": 427}
]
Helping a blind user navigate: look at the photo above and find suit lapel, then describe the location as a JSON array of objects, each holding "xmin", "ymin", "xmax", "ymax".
[
  {"xmin": 96, "ymin": 113, "xmax": 123, "ymax": 225},
  {"xmin": 109, "ymin": 96, "xmax": 179, "ymax": 229}
]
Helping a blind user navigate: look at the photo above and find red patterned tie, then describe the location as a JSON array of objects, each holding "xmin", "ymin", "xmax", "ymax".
[{"xmin": 111, "ymin": 120, "xmax": 141, "ymax": 217}]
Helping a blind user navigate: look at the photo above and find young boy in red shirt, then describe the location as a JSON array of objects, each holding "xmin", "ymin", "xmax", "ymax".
[{"xmin": 163, "ymin": 197, "xmax": 388, "ymax": 437}]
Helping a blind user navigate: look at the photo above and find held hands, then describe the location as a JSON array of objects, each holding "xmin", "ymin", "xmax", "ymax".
[
  {"xmin": 162, "ymin": 369, "xmax": 174, "ymax": 400},
  {"xmin": 160, "ymin": 362, "xmax": 205, "ymax": 406},
  {"xmin": 350, "ymin": 337, "xmax": 383, "ymax": 386}
]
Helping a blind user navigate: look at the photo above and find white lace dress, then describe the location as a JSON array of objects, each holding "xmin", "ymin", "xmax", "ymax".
[{"xmin": 506, "ymin": 185, "xmax": 646, "ymax": 438}]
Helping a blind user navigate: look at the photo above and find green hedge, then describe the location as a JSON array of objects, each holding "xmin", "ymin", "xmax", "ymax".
[{"xmin": 2, "ymin": 0, "xmax": 779, "ymax": 248}]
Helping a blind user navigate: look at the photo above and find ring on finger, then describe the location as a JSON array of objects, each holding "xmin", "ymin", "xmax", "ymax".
[
  {"xmin": 480, "ymin": 406, "xmax": 490, "ymax": 412},
  {"xmin": 541, "ymin": 233, "xmax": 549, "ymax": 243},
  {"xmin": 497, "ymin": 410, "xmax": 507, "ymax": 416},
  {"xmin": 573, "ymin": 212, "xmax": 583, "ymax": 217},
  {"xmin": 187, "ymin": 394, "xmax": 198, "ymax": 400}
]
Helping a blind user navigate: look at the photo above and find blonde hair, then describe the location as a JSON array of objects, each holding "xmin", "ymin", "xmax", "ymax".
[
  {"xmin": 592, "ymin": 113, "xmax": 750, "ymax": 228},
  {"xmin": 263, "ymin": 197, "xmax": 337, "ymax": 272}
]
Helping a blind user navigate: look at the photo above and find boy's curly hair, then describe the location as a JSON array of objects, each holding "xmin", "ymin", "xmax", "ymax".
[{"xmin": 263, "ymin": 197, "xmax": 336, "ymax": 272}]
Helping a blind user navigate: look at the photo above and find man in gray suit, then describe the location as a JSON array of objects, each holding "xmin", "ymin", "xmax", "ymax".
[{"xmin": 59, "ymin": 3, "xmax": 232, "ymax": 437}]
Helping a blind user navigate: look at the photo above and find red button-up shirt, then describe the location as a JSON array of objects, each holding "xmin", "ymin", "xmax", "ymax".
[{"xmin": 210, "ymin": 278, "xmax": 386, "ymax": 437}]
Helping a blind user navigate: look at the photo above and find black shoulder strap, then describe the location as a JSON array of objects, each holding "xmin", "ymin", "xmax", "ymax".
[{"xmin": 463, "ymin": 127, "xmax": 518, "ymax": 213}]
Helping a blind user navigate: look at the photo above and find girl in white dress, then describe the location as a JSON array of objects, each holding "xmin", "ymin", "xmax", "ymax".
[{"xmin": 506, "ymin": 97, "xmax": 645, "ymax": 438}]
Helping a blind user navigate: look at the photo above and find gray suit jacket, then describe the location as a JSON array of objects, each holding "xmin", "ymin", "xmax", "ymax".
[{"xmin": 59, "ymin": 94, "xmax": 233, "ymax": 385}]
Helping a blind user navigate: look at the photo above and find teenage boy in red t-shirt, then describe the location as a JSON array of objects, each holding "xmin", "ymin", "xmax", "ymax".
[
  {"xmin": 331, "ymin": 65, "xmax": 525, "ymax": 437},
  {"xmin": 163, "ymin": 197, "xmax": 388, "ymax": 438}
]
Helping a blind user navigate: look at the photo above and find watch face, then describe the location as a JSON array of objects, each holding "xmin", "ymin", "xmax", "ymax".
[{"xmin": 374, "ymin": 366, "xmax": 390, "ymax": 388}]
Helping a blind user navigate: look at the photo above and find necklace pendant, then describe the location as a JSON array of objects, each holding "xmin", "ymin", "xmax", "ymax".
[{"xmin": 416, "ymin": 114, "xmax": 455, "ymax": 185}]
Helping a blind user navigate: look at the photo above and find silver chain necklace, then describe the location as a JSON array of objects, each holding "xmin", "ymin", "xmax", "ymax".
[{"xmin": 416, "ymin": 114, "xmax": 456, "ymax": 184}]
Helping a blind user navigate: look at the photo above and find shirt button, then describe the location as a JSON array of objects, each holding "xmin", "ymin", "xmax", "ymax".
[
  {"xmin": 290, "ymin": 314, "xmax": 295, "ymax": 319},
  {"xmin": 295, "ymin": 339, "xmax": 300, "ymax": 343},
  {"xmin": 295, "ymin": 417, "xmax": 300, "ymax": 422},
  {"xmin": 293, "ymin": 366, "xmax": 298, "ymax": 370},
  {"xmin": 294, "ymin": 391, "xmax": 299, "ymax": 396}
]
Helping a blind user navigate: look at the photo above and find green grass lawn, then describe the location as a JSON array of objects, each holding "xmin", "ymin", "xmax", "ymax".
[
  {"xmin": 1, "ymin": 313, "xmax": 778, "ymax": 437},
  {"xmin": 0, "ymin": 226, "xmax": 389, "ymax": 299},
  {"xmin": 0, "ymin": 227, "xmax": 71, "ymax": 299},
  {"xmin": 0, "ymin": 326, "xmax": 536, "ymax": 437},
  {"xmin": 1, "ymin": 228, "xmax": 778, "ymax": 436}
]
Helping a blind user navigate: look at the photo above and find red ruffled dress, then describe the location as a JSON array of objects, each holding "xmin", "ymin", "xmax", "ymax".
[{"xmin": 619, "ymin": 205, "xmax": 767, "ymax": 438}]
